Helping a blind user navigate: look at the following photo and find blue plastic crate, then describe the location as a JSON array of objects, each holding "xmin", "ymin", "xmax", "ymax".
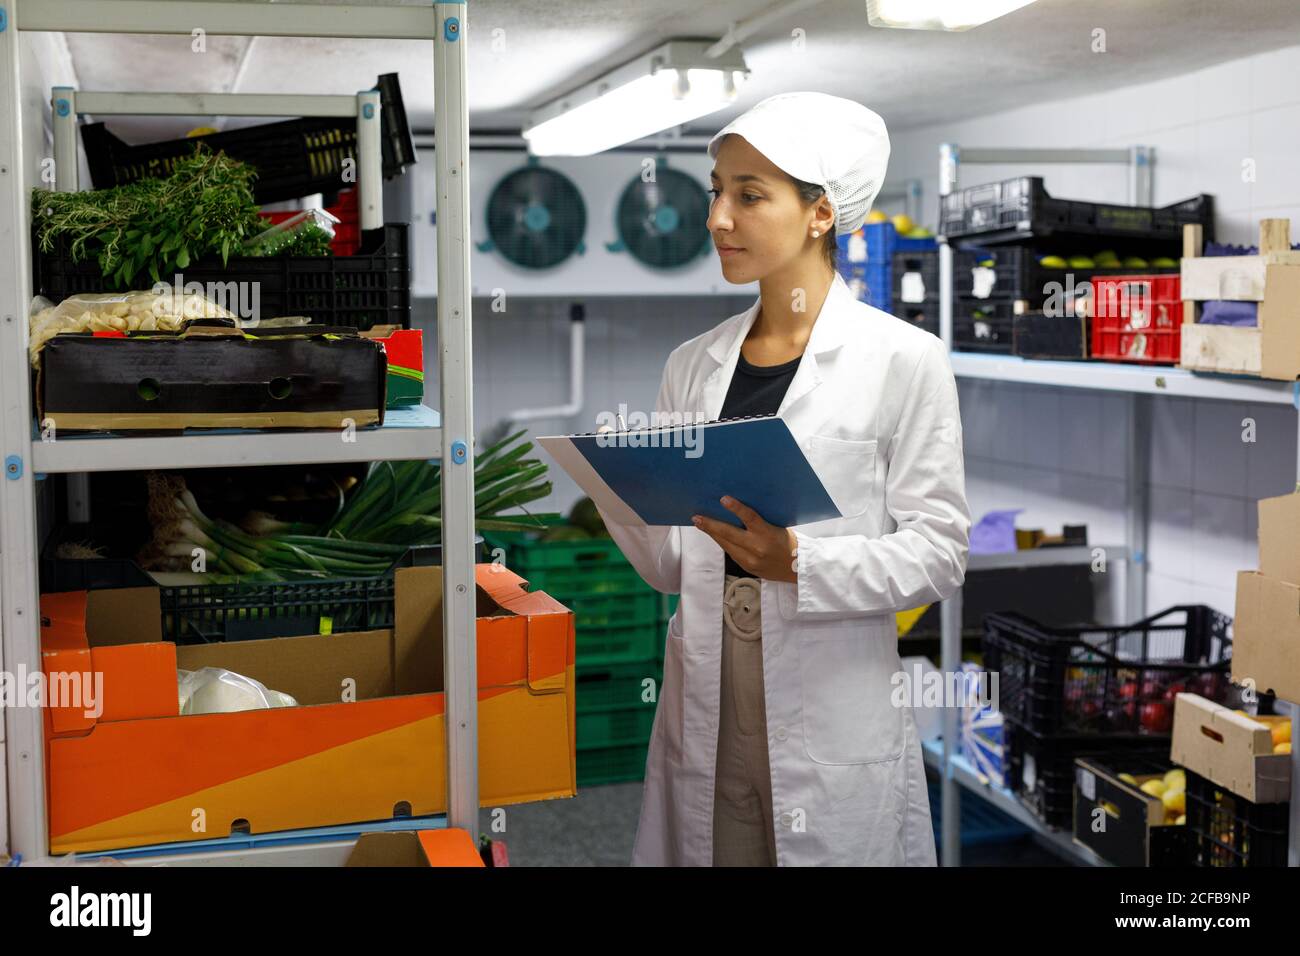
[
  {"xmin": 926, "ymin": 780, "xmax": 1029, "ymax": 847},
  {"xmin": 839, "ymin": 223, "xmax": 937, "ymax": 313}
]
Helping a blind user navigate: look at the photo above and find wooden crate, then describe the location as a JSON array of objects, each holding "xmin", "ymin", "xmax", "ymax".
[{"xmin": 1178, "ymin": 218, "xmax": 1300, "ymax": 380}]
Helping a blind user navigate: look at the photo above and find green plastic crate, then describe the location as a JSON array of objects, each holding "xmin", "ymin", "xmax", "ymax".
[
  {"xmin": 485, "ymin": 531, "xmax": 627, "ymax": 572},
  {"xmin": 577, "ymin": 743, "xmax": 649, "ymax": 788},
  {"xmin": 515, "ymin": 564, "xmax": 651, "ymax": 599},
  {"xmin": 561, "ymin": 591, "xmax": 659, "ymax": 630},
  {"xmin": 577, "ymin": 624, "xmax": 659, "ymax": 667},
  {"xmin": 578, "ymin": 707, "xmax": 656, "ymax": 750},
  {"xmin": 577, "ymin": 659, "xmax": 663, "ymax": 713}
]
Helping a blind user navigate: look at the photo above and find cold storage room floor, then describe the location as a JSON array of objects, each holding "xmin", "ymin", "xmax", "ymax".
[{"xmin": 478, "ymin": 770, "xmax": 1071, "ymax": 866}]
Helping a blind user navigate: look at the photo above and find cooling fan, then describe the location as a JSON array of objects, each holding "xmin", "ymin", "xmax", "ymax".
[
  {"xmin": 608, "ymin": 160, "xmax": 712, "ymax": 269},
  {"xmin": 478, "ymin": 158, "xmax": 586, "ymax": 269}
]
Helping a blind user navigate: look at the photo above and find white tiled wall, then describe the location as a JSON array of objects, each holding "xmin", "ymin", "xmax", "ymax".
[{"xmin": 422, "ymin": 42, "xmax": 1300, "ymax": 619}]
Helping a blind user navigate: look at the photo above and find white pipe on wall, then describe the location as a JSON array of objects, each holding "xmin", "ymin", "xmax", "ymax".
[{"xmin": 506, "ymin": 305, "xmax": 586, "ymax": 423}]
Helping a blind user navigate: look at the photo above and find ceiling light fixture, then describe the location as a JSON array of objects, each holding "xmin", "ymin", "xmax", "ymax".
[
  {"xmin": 866, "ymin": 0, "xmax": 1039, "ymax": 31},
  {"xmin": 522, "ymin": 40, "xmax": 749, "ymax": 157}
]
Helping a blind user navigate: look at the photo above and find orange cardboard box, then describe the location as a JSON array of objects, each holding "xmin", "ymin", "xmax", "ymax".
[
  {"xmin": 345, "ymin": 828, "xmax": 485, "ymax": 867},
  {"xmin": 40, "ymin": 565, "xmax": 575, "ymax": 855}
]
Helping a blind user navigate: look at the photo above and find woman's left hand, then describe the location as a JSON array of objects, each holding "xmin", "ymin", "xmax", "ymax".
[{"xmin": 692, "ymin": 496, "xmax": 798, "ymax": 583}]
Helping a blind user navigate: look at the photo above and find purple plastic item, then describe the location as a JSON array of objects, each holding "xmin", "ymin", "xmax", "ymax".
[
  {"xmin": 1199, "ymin": 300, "xmax": 1259, "ymax": 327},
  {"xmin": 1205, "ymin": 240, "xmax": 1300, "ymax": 257},
  {"xmin": 970, "ymin": 509, "xmax": 1022, "ymax": 555}
]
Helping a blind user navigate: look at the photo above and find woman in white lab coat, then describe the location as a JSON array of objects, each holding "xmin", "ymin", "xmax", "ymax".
[{"xmin": 598, "ymin": 92, "xmax": 971, "ymax": 866}]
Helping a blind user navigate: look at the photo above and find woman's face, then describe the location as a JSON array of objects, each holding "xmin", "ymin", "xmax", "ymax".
[{"xmin": 707, "ymin": 133, "xmax": 833, "ymax": 284}]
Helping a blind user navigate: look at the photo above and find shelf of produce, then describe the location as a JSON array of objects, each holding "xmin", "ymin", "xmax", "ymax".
[
  {"xmin": 30, "ymin": 404, "xmax": 441, "ymax": 474},
  {"xmin": 950, "ymin": 351, "xmax": 1298, "ymax": 404},
  {"xmin": 921, "ymin": 738, "xmax": 1109, "ymax": 867}
]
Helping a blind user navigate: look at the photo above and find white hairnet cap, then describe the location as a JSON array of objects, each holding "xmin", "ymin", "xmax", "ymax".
[{"xmin": 707, "ymin": 92, "xmax": 891, "ymax": 236}]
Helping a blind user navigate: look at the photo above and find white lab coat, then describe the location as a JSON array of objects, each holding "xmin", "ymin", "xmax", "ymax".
[{"xmin": 598, "ymin": 271, "xmax": 971, "ymax": 866}]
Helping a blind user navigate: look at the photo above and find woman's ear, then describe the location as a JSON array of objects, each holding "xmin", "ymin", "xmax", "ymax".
[{"xmin": 814, "ymin": 195, "xmax": 835, "ymax": 236}]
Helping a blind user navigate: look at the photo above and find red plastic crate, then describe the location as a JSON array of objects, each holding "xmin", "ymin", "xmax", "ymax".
[
  {"xmin": 1091, "ymin": 274, "xmax": 1181, "ymax": 364},
  {"xmin": 260, "ymin": 186, "xmax": 361, "ymax": 256}
]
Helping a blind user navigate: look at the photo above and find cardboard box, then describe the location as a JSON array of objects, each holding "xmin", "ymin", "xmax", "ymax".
[
  {"xmin": 40, "ymin": 564, "xmax": 575, "ymax": 854},
  {"xmin": 1232, "ymin": 570, "xmax": 1300, "ymax": 705},
  {"xmin": 1072, "ymin": 757, "xmax": 1192, "ymax": 867},
  {"xmin": 38, "ymin": 323, "xmax": 386, "ymax": 431},
  {"xmin": 1178, "ymin": 219, "xmax": 1300, "ymax": 381},
  {"xmin": 1169, "ymin": 692, "xmax": 1290, "ymax": 804},
  {"xmin": 1258, "ymin": 492, "xmax": 1300, "ymax": 586},
  {"xmin": 361, "ymin": 325, "xmax": 423, "ymax": 408},
  {"xmin": 345, "ymin": 829, "xmax": 484, "ymax": 867}
]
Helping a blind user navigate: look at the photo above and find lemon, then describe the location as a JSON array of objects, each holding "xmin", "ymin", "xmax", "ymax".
[
  {"xmin": 867, "ymin": 210, "xmax": 889, "ymax": 224},
  {"xmin": 1162, "ymin": 787, "xmax": 1186, "ymax": 815},
  {"xmin": 1276, "ymin": 741, "xmax": 1292, "ymax": 755},
  {"xmin": 1118, "ymin": 772, "xmax": 1138, "ymax": 785},
  {"xmin": 1163, "ymin": 768, "xmax": 1186, "ymax": 790},
  {"xmin": 1140, "ymin": 779, "xmax": 1168, "ymax": 798},
  {"xmin": 1175, "ymin": 814, "xmax": 1186, "ymax": 825},
  {"xmin": 891, "ymin": 214, "xmax": 915, "ymax": 235}
]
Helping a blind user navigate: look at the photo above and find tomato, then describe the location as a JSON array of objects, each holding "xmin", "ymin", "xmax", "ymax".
[{"xmin": 1140, "ymin": 701, "xmax": 1172, "ymax": 733}]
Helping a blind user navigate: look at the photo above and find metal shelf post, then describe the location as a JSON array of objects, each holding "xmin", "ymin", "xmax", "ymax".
[{"xmin": 0, "ymin": 0, "xmax": 471, "ymax": 865}]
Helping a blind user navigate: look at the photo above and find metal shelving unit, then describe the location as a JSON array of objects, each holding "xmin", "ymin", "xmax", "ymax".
[
  {"xmin": 920, "ymin": 739, "xmax": 1110, "ymax": 867},
  {"xmin": 934, "ymin": 142, "xmax": 1300, "ymax": 868},
  {"xmin": 0, "ymin": 0, "xmax": 476, "ymax": 866}
]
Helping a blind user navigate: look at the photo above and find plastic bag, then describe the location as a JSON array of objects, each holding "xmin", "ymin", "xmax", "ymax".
[
  {"xmin": 28, "ymin": 289, "xmax": 237, "ymax": 366},
  {"xmin": 242, "ymin": 208, "xmax": 339, "ymax": 256},
  {"xmin": 177, "ymin": 667, "xmax": 298, "ymax": 716}
]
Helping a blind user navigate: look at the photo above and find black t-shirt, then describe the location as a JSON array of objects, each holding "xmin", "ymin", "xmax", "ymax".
[{"xmin": 716, "ymin": 350, "xmax": 803, "ymax": 577}]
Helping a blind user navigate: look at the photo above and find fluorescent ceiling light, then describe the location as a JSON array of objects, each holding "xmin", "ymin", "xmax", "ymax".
[
  {"xmin": 522, "ymin": 40, "xmax": 749, "ymax": 156},
  {"xmin": 866, "ymin": 0, "xmax": 1038, "ymax": 31}
]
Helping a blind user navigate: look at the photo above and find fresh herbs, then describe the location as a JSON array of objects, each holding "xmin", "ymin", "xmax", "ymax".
[{"xmin": 32, "ymin": 145, "xmax": 328, "ymax": 289}]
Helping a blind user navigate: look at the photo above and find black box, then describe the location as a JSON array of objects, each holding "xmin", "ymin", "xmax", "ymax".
[
  {"xmin": 38, "ymin": 323, "xmax": 386, "ymax": 432},
  {"xmin": 1073, "ymin": 756, "xmax": 1193, "ymax": 866}
]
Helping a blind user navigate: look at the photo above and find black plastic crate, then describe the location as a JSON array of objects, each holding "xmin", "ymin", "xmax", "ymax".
[
  {"xmin": 955, "ymin": 245, "xmax": 1179, "ymax": 309},
  {"xmin": 1184, "ymin": 767, "xmax": 1289, "ymax": 867},
  {"xmin": 1006, "ymin": 721, "xmax": 1168, "ymax": 830},
  {"xmin": 940, "ymin": 176, "xmax": 1214, "ymax": 247},
  {"xmin": 34, "ymin": 223, "xmax": 410, "ymax": 331},
  {"xmin": 954, "ymin": 296, "xmax": 1016, "ymax": 353},
  {"xmin": 983, "ymin": 605, "xmax": 1233, "ymax": 741},
  {"xmin": 892, "ymin": 298, "xmax": 940, "ymax": 337},
  {"xmin": 890, "ymin": 250, "xmax": 939, "ymax": 302},
  {"xmin": 1013, "ymin": 311, "xmax": 1089, "ymax": 360},
  {"xmin": 892, "ymin": 249, "xmax": 982, "ymax": 307},
  {"xmin": 42, "ymin": 529, "xmax": 486, "ymax": 644},
  {"xmin": 81, "ymin": 74, "xmax": 415, "ymax": 206}
]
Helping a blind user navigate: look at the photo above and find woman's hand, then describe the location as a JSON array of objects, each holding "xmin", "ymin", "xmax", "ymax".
[{"xmin": 692, "ymin": 496, "xmax": 799, "ymax": 583}]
